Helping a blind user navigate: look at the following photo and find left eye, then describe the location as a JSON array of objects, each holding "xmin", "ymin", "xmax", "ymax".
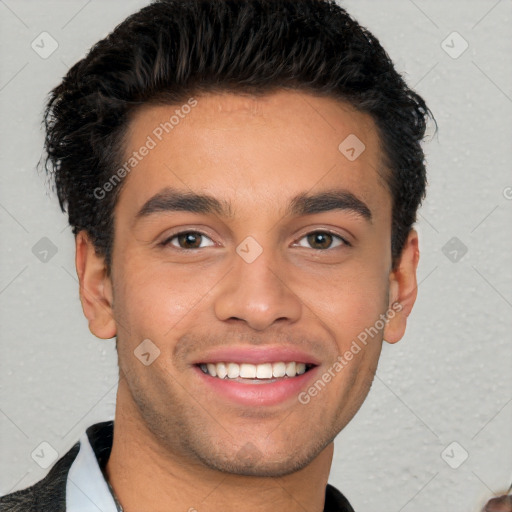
[
  {"xmin": 295, "ymin": 231, "xmax": 348, "ymax": 250},
  {"xmin": 163, "ymin": 232, "xmax": 215, "ymax": 250}
]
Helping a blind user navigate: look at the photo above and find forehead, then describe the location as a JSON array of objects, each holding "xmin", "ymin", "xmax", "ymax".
[{"xmin": 118, "ymin": 90, "xmax": 390, "ymax": 221}]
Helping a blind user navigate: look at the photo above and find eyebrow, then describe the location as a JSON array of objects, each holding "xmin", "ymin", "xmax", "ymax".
[
  {"xmin": 289, "ymin": 190, "xmax": 372, "ymax": 221},
  {"xmin": 135, "ymin": 189, "xmax": 232, "ymax": 219},
  {"xmin": 135, "ymin": 187, "xmax": 372, "ymax": 222}
]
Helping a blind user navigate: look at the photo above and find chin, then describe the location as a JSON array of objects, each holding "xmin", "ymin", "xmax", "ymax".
[
  {"xmin": 191, "ymin": 435, "xmax": 332, "ymax": 478},
  {"xmin": 196, "ymin": 453, "xmax": 314, "ymax": 478}
]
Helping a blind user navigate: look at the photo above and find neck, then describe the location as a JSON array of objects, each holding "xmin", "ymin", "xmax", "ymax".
[{"xmin": 105, "ymin": 380, "xmax": 334, "ymax": 512}]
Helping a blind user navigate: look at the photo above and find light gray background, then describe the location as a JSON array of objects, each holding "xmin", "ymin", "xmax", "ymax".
[{"xmin": 1, "ymin": 1, "xmax": 511, "ymax": 510}]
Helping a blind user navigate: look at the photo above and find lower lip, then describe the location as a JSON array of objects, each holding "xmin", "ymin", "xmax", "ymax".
[{"xmin": 193, "ymin": 365, "xmax": 319, "ymax": 407}]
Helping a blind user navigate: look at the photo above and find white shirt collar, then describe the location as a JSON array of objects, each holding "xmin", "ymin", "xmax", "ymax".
[{"xmin": 65, "ymin": 429, "xmax": 119, "ymax": 512}]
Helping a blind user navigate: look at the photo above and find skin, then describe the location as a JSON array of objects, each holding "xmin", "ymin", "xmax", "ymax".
[
  {"xmin": 484, "ymin": 496, "xmax": 512, "ymax": 512},
  {"xmin": 76, "ymin": 90, "xmax": 420, "ymax": 512}
]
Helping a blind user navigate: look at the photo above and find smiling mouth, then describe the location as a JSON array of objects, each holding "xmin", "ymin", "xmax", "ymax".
[{"xmin": 197, "ymin": 361, "xmax": 316, "ymax": 381}]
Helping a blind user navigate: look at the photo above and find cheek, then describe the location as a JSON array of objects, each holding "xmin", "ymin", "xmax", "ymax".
[
  {"xmin": 291, "ymin": 263, "xmax": 389, "ymax": 345},
  {"xmin": 112, "ymin": 256, "xmax": 225, "ymax": 343}
]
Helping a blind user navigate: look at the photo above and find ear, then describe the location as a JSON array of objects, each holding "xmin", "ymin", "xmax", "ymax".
[
  {"xmin": 383, "ymin": 229, "xmax": 420, "ymax": 344},
  {"xmin": 75, "ymin": 230, "xmax": 116, "ymax": 339}
]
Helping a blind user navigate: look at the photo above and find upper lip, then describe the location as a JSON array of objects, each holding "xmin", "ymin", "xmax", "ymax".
[{"xmin": 192, "ymin": 346, "xmax": 321, "ymax": 366}]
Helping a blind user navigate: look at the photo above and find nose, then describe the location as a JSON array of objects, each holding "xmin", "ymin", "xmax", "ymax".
[{"xmin": 213, "ymin": 248, "xmax": 302, "ymax": 331}]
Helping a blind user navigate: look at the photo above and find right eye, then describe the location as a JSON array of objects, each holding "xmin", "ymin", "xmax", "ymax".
[{"xmin": 161, "ymin": 231, "xmax": 216, "ymax": 250}]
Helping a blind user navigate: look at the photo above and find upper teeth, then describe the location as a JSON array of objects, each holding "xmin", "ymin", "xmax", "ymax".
[{"xmin": 199, "ymin": 362, "xmax": 308, "ymax": 379}]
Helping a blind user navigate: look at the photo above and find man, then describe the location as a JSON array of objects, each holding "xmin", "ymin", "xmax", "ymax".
[{"xmin": 1, "ymin": 0, "xmax": 437, "ymax": 510}]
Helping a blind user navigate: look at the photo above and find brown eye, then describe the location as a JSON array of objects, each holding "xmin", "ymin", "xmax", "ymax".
[
  {"xmin": 164, "ymin": 231, "xmax": 215, "ymax": 249},
  {"xmin": 296, "ymin": 231, "xmax": 348, "ymax": 250}
]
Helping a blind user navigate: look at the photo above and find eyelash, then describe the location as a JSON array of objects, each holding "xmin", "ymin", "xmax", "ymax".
[{"xmin": 159, "ymin": 230, "xmax": 351, "ymax": 250}]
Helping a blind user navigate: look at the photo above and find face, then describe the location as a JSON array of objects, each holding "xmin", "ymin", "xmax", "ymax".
[{"xmin": 78, "ymin": 90, "xmax": 418, "ymax": 477}]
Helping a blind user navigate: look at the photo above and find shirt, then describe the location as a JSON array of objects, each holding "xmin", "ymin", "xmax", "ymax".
[{"xmin": 66, "ymin": 427, "xmax": 120, "ymax": 511}]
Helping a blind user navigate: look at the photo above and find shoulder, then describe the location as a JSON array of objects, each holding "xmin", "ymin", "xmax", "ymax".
[
  {"xmin": 324, "ymin": 483, "xmax": 355, "ymax": 512},
  {"xmin": 0, "ymin": 442, "xmax": 80, "ymax": 512}
]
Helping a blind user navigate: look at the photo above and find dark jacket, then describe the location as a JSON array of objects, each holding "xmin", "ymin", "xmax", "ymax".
[{"xmin": 0, "ymin": 421, "xmax": 355, "ymax": 511}]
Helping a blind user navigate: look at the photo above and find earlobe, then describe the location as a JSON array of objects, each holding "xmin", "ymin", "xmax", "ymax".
[
  {"xmin": 383, "ymin": 229, "xmax": 420, "ymax": 344},
  {"xmin": 75, "ymin": 231, "xmax": 117, "ymax": 339}
]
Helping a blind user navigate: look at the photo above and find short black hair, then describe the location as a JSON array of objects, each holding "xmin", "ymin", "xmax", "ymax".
[{"xmin": 42, "ymin": 0, "xmax": 435, "ymax": 272}]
